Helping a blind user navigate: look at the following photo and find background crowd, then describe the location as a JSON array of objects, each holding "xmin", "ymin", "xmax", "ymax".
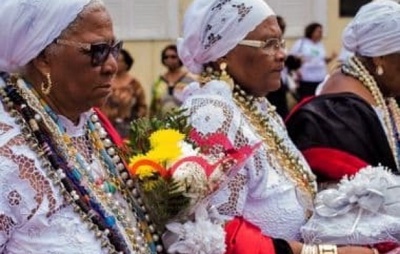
[{"xmin": 1, "ymin": 0, "xmax": 400, "ymax": 254}]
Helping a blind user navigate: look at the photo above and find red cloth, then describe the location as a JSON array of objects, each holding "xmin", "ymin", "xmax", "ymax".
[
  {"xmin": 93, "ymin": 107, "xmax": 124, "ymax": 148},
  {"xmin": 302, "ymin": 147, "xmax": 368, "ymax": 181},
  {"xmin": 225, "ymin": 217, "xmax": 276, "ymax": 254}
]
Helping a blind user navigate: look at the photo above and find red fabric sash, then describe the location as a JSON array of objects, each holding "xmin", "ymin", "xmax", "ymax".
[
  {"xmin": 225, "ymin": 217, "xmax": 275, "ymax": 254},
  {"xmin": 93, "ymin": 107, "xmax": 124, "ymax": 148},
  {"xmin": 302, "ymin": 147, "xmax": 368, "ymax": 180}
]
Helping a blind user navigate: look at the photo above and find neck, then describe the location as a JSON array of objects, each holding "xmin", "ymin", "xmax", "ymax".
[{"xmin": 44, "ymin": 95, "xmax": 81, "ymax": 125}]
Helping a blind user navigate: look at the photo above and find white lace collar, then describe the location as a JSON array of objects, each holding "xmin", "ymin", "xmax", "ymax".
[{"xmin": 57, "ymin": 110, "xmax": 92, "ymax": 137}]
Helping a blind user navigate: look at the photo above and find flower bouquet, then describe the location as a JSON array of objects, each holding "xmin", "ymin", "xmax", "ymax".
[
  {"xmin": 301, "ymin": 166, "xmax": 400, "ymax": 246},
  {"xmin": 125, "ymin": 110, "xmax": 259, "ymax": 254}
]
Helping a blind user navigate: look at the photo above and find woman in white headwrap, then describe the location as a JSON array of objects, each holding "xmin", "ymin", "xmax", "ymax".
[
  {"xmin": 0, "ymin": 0, "xmax": 163, "ymax": 253},
  {"xmin": 286, "ymin": 1, "xmax": 400, "ymax": 251},
  {"xmin": 287, "ymin": 0, "xmax": 400, "ymax": 184},
  {"xmin": 176, "ymin": 0, "xmax": 376, "ymax": 253}
]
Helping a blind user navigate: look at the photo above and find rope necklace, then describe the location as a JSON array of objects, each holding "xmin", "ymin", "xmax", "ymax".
[
  {"xmin": 2, "ymin": 75, "xmax": 164, "ymax": 254},
  {"xmin": 342, "ymin": 56, "xmax": 400, "ymax": 169}
]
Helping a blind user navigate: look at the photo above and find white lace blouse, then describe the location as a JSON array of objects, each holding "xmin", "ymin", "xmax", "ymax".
[
  {"xmin": 181, "ymin": 81, "xmax": 314, "ymax": 241},
  {"xmin": 0, "ymin": 101, "xmax": 141, "ymax": 253}
]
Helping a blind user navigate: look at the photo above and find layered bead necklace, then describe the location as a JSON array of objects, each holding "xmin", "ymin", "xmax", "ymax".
[
  {"xmin": 342, "ymin": 56, "xmax": 400, "ymax": 169},
  {"xmin": 232, "ymin": 84, "xmax": 317, "ymax": 206},
  {"xmin": 2, "ymin": 75, "xmax": 164, "ymax": 254}
]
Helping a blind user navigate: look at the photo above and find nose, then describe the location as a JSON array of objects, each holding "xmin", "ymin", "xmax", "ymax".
[
  {"xmin": 275, "ymin": 47, "xmax": 286, "ymax": 61},
  {"xmin": 102, "ymin": 52, "xmax": 118, "ymax": 75}
]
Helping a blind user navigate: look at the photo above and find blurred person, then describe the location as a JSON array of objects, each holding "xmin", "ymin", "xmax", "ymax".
[
  {"xmin": 101, "ymin": 48, "xmax": 147, "ymax": 138},
  {"xmin": 290, "ymin": 22, "xmax": 337, "ymax": 101},
  {"xmin": 150, "ymin": 44, "xmax": 196, "ymax": 117}
]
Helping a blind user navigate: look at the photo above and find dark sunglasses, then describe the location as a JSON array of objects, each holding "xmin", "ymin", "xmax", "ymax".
[{"xmin": 56, "ymin": 39, "xmax": 123, "ymax": 67}]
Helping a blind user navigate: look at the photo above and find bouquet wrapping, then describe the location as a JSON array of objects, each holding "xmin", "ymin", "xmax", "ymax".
[
  {"xmin": 126, "ymin": 112, "xmax": 259, "ymax": 253},
  {"xmin": 302, "ymin": 166, "xmax": 400, "ymax": 245}
]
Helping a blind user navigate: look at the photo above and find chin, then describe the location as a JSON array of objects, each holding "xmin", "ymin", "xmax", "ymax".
[{"xmin": 265, "ymin": 80, "xmax": 282, "ymax": 93}]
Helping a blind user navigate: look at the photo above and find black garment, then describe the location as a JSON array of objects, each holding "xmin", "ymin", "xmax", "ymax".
[
  {"xmin": 297, "ymin": 81, "xmax": 320, "ymax": 101},
  {"xmin": 286, "ymin": 92, "xmax": 397, "ymax": 173},
  {"xmin": 267, "ymin": 82, "xmax": 289, "ymax": 118}
]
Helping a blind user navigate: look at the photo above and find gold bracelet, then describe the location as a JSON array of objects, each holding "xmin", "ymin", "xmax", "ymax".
[
  {"xmin": 318, "ymin": 244, "xmax": 338, "ymax": 254},
  {"xmin": 301, "ymin": 244, "xmax": 318, "ymax": 254}
]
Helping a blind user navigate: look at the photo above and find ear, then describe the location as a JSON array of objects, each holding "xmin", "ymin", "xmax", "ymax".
[
  {"xmin": 371, "ymin": 56, "xmax": 385, "ymax": 69},
  {"xmin": 31, "ymin": 50, "xmax": 51, "ymax": 76}
]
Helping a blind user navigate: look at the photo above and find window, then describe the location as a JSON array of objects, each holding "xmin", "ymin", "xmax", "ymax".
[
  {"xmin": 104, "ymin": 0, "xmax": 179, "ymax": 40},
  {"xmin": 267, "ymin": 0, "xmax": 328, "ymax": 38},
  {"xmin": 339, "ymin": 0, "xmax": 369, "ymax": 17}
]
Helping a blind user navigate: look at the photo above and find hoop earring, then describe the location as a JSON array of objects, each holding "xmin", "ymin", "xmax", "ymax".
[
  {"xmin": 219, "ymin": 62, "xmax": 234, "ymax": 91},
  {"xmin": 41, "ymin": 73, "xmax": 52, "ymax": 95},
  {"xmin": 376, "ymin": 65, "xmax": 384, "ymax": 76}
]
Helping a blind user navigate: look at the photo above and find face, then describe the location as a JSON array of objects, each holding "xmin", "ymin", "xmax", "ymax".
[
  {"xmin": 376, "ymin": 54, "xmax": 400, "ymax": 96},
  {"xmin": 162, "ymin": 49, "xmax": 181, "ymax": 71},
  {"xmin": 224, "ymin": 16, "xmax": 285, "ymax": 97},
  {"xmin": 46, "ymin": 7, "xmax": 118, "ymax": 113},
  {"xmin": 311, "ymin": 26, "xmax": 323, "ymax": 42}
]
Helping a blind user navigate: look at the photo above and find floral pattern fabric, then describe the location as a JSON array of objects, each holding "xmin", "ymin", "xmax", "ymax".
[{"xmin": 181, "ymin": 81, "xmax": 313, "ymax": 240}]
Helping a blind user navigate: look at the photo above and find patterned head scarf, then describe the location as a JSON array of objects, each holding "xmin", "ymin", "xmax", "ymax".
[
  {"xmin": 342, "ymin": 0, "xmax": 400, "ymax": 57},
  {"xmin": 0, "ymin": 0, "xmax": 92, "ymax": 72},
  {"xmin": 177, "ymin": 0, "xmax": 275, "ymax": 74}
]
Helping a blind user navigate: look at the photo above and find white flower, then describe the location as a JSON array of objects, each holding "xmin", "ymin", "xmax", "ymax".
[{"xmin": 165, "ymin": 204, "xmax": 226, "ymax": 254}]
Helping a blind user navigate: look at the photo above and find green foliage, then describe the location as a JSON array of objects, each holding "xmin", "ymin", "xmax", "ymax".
[
  {"xmin": 127, "ymin": 109, "xmax": 192, "ymax": 156},
  {"xmin": 139, "ymin": 176, "xmax": 191, "ymax": 232}
]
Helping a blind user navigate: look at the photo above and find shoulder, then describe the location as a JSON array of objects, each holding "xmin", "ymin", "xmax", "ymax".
[
  {"xmin": 319, "ymin": 71, "xmax": 376, "ymax": 105},
  {"xmin": 288, "ymin": 92, "xmax": 375, "ymax": 122}
]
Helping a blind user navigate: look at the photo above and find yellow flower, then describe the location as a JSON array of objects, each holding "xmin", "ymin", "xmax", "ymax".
[
  {"xmin": 149, "ymin": 129, "xmax": 185, "ymax": 149},
  {"xmin": 128, "ymin": 154, "xmax": 155, "ymax": 179},
  {"xmin": 148, "ymin": 129, "xmax": 185, "ymax": 163}
]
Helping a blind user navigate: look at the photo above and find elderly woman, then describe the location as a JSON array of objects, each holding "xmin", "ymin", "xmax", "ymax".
[
  {"xmin": 176, "ymin": 0, "xmax": 376, "ymax": 253},
  {"xmin": 0, "ymin": 0, "xmax": 162, "ymax": 253},
  {"xmin": 286, "ymin": 0, "xmax": 400, "ymax": 183}
]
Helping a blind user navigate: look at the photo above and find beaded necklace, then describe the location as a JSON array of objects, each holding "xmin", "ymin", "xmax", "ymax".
[
  {"xmin": 2, "ymin": 76, "xmax": 164, "ymax": 254},
  {"xmin": 342, "ymin": 56, "xmax": 400, "ymax": 169},
  {"xmin": 232, "ymin": 84, "xmax": 317, "ymax": 206}
]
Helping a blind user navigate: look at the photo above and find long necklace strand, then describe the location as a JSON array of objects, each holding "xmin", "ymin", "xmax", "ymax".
[
  {"xmin": 342, "ymin": 56, "xmax": 400, "ymax": 169},
  {"xmin": 3, "ymin": 76, "xmax": 163, "ymax": 253},
  {"xmin": 232, "ymin": 84, "xmax": 317, "ymax": 204}
]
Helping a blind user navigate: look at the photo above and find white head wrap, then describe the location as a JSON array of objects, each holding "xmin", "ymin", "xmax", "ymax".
[
  {"xmin": 0, "ymin": 0, "xmax": 92, "ymax": 72},
  {"xmin": 342, "ymin": 0, "xmax": 400, "ymax": 57},
  {"xmin": 177, "ymin": 0, "xmax": 275, "ymax": 74}
]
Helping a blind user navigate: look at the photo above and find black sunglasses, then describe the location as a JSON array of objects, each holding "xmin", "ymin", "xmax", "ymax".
[{"xmin": 56, "ymin": 39, "xmax": 123, "ymax": 67}]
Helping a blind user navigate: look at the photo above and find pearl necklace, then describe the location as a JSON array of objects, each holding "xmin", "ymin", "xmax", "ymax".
[
  {"xmin": 342, "ymin": 56, "xmax": 400, "ymax": 169},
  {"xmin": 2, "ymin": 76, "xmax": 164, "ymax": 253},
  {"xmin": 232, "ymin": 84, "xmax": 317, "ymax": 206}
]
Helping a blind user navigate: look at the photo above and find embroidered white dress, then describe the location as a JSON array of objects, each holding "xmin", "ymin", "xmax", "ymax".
[
  {"xmin": 181, "ymin": 81, "xmax": 315, "ymax": 240},
  {"xmin": 0, "ymin": 96, "xmax": 144, "ymax": 253}
]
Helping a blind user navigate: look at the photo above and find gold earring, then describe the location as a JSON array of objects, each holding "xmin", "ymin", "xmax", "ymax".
[
  {"xmin": 219, "ymin": 62, "xmax": 234, "ymax": 91},
  {"xmin": 376, "ymin": 65, "xmax": 384, "ymax": 76},
  {"xmin": 41, "ymin": 73, "xmax": 52, "ymax": 95},
  {"xmin": 199, "ymin": 66, "xmax": 214, "ymax": 85}
]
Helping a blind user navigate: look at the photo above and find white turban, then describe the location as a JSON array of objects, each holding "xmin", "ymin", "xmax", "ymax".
[
  {"xmin": 342, "ymin": 0, "xmax": 400, "ymax": 57},
  {"xmin": 0, "ymin": 0, "xmax": 91, "ymax": 73},
  {"xmin": 177, "ymin": 0, "xmax": 275, "ymax": 74}
]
